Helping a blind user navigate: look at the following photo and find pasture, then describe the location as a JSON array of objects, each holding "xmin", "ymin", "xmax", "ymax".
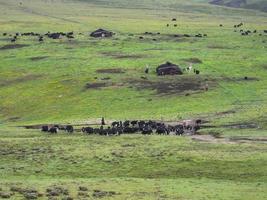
[{"xmin": 0, "ymin": 0, "xmax": 267, "ymax": 199}]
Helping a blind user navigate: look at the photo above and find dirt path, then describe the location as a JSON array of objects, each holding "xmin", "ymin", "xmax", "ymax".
[{"xmin": 191, "ymin": 134, "xmax": 267, "ymax": 144}]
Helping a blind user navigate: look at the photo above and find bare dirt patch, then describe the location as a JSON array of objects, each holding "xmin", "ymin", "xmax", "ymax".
[
  {"xmin": 96, "ymin": 68, "xmax": 125, "ymax": 74},
  {"xmin": 222, "ymin": 122, "xmax": 259, "ymax": 129},
  {"xmin": 126, "ymin": 76, "xmax": 213, "ymax": 95},
  {"xmin": 229, "ymin": 136, "xmax": 267, "ymax": 143},
  {"xmin": 85, "ymin": 82, "xmax": 108, "ymax": 89},
  {"xmin": 207, "ymin": 44, "xmax": 234, "ymax": 49},
  {"xmin": 30, "ymin": 56, "xmax": 48, "ymax": 61},
  {"xmin": 181, "ymin": 58, "xmax": 203, "ymax": 64},
  {"xmin": 262, "ymin": 64, "xmax": 267, "ymax": 70},
  {"xmin": 0, "ymin": 74, "xmax": 42, "ymax": 87},
  {"xmin": 0, "ymin": 44, "xmax": 29, "ymax": 50},
  {"xmin": 92, "ymin": 190, "xmax": 118, "ymax": 198},
  {"xmin": 101, "ymin": 52, "xmax": 146, "ymax": 59}
]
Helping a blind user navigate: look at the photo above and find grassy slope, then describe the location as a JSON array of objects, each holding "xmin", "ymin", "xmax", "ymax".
[
  {"xmin": 0, "ymin": 128, "xmax": 267, "ymax": 199},
  {"xmin": 0, "ymin": 0, "xmax": 267, "ymax": 199},
  {"xmin": 208, "ymin": 0, "xmax": 267, "ymax": 12}
]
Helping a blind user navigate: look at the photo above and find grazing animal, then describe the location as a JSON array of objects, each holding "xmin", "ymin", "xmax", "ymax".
[
  {"xmin": 204, "ymin": 83, "xmax": 209, "ymax": 91},
  {"xmin": 82, "ymin": 127, "xmax": 94, "ymax": 134},
  {"xmin": 65, "ymin": 125, "xmax": 74, "ymax": 133},
  {"xmin": 195, "ymin": 70, "xmax": 200, "ymax": 75},
  {"xmin": 187, "ymin": 63, "xmax": 193, "ymax": 73},
  {"xmin": 141, "ymin": 125, "xmax": 153, "ymax": 135},
  {"xmin": 175, "ymin": 125, "xmax": 184, "ymax": 135},
  {"xmin": 39, "ymin": 37, "xmax": 44, "ymax": 42},
  {"xmin": 49, "ymin": 127, "xmax": 58, "ymax": 134},
  {"xmin": 112, "ymin": 121, "xmax": 120, "ymax": 127},
  {"xmin": 41, "ymin": 126, "xmax": 49, "ymax": 132}
]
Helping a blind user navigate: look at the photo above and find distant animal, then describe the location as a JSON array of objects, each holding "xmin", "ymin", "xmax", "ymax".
[
  {"xmin": 139, "ymin": 36, "xmax": 144, "ymax": 39},
  {"xmin": 141, "ymin": 126, "xmax": 153, "ymax": 135},
  {"xmin": 219, "ymin": 24, "xmax": 223, "ymax": 27},
  {"xmin": 195, "ymin": 70, "xmax": 200, "ymax": 75},
  {"xmin": 145, "ymin": 65, "xmax": 149, "ymax": 74},
  {"xmin": 48, "ymin": 127, "xmax": 58, "ymax": 134},
  {"xmin": 41, "ymin": 126, "xmax": 49, "ymax": 132},
  {"xmin": 166, "ymin": 24, "xmax": 169, "ymax": 27},
  {"xmin": 187, "ymin": 63, "xmax": 193, "ymax": 73},
  {"xmin": 172, "ymin": 18, "xmax": 177, "ymax": 21},
  {"xmin": 82, "ymin": 127, "xmax": 94, "ymax": 134},
  {"xmin": 204, "ymin": 83, "xmax": 209, "ymax": 91},
  {"xmin": 174, "ymin": 24, "xmax": 177, "ymax": 27},
  {"xmin": 65, "ymin": 125, "xmax": 74, "ymax": 133}
]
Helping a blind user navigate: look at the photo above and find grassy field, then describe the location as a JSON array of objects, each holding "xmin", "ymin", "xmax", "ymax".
[{"xmin": 0, "ymin": 0, "xmax": 267, "ymax": 199}]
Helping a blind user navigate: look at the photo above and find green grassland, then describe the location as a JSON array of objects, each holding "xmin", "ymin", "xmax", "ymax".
[{"xmin": 0, "ymin": 0, "xmax": 267, "ymax": 199}]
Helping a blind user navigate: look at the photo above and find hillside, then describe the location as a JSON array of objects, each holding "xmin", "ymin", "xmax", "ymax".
[
  {"xmin": 0, "ymin": 0, "xmax": 266, "ymax": 199},
  {"xmin": 210, "ymin": 0, "xmax": 267, "ymax": 12}
]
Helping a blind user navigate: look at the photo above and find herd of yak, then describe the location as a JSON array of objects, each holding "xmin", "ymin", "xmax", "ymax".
[
  {"xmin": 2, "ymin": 19, "xmax": 266, "ymax": 43},
  {"xmin": 41, "ymin": 119, "xmax": 202, "ymax": 136}
]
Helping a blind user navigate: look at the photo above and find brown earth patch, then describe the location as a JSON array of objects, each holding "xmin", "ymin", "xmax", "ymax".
[
  {"xmin": 222, "ymin": 122, "xmax": 259, "ymax": 129},
  {"xmin": 6, "ymin": 117, "xmax": 21, "ymax": 122},
  {"xmin": 102, "ymin": 52, "xmax": 146, "ymax": 59},
  {"xmin": 0, "ymin": 44, "xmax": 29, "ymax": 50},
  {"xmin": 262, "ymin": 64, "xmax": 267, "ymax": 70},
  {"xmin": 207, "ymin": 44, "xmax": 233, "ymax": 49},
  {"xmin": 181, "ymin": 58, "xmax": 202, "ymax": 64},
  {"xmin": 229, "ymin": 136, "xmax": 267, "ymax": 143},
  {"xmin": 92, "ymin": 190, "xmax": 118, "ymax": 198},
  {"xmin": 96, "ymin": 68, "xmax": 125, "ymax": 74},
  {"xmin": 0, "ymin": 74, "xmax": 42, "ymax": 87},
  {"xmin": 30, "ymin": 56, "xmax": 48, "ymax": 61},
  {"xmin": 126, "ymin": 76, "xmax": 213, "ymax": 95},
  {"xmin": 85, "ymin": 82, "xmax": 108, "ymax": 89}
]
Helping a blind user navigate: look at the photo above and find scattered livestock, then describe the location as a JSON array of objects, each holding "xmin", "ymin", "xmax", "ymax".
[
  {"xmin": 234, "ymin": 22, "xmax": 243, "ymax": 28},
  {"xmin": 41, "ymin": 119, "xmax": 201, "ymax": 136},
  {"xmin": 41, "ymin": 125, "xmax": 74, "ymax": 133},
  {"xmin": 156, "ymin": 62, "xmax": 183, "ymax": 76}
]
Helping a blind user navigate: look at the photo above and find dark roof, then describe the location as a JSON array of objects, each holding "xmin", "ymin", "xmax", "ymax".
[
  {"xmin": 90, "ymin": 29, "xmax": 114, "ymax": 38},
  {"xmin": 156, "ymin": 62, "xmax": 183, "ymax": 75}
]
